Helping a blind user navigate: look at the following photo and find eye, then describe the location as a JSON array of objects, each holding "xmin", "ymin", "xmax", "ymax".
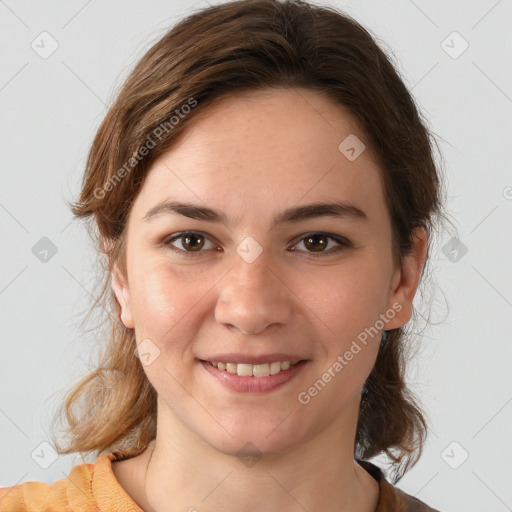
[
  {"xmin": 163, "ymin": 232, "xmax": 218, "ymax": 255},
  {"xmin": 291, "ymin": 232, "xmax": 351, "ymax": 257},
  {"xmin": 162, "ymin": 231, "xmax": 351, "ymax": 258}
]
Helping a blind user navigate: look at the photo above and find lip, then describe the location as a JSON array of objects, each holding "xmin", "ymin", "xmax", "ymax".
[
  {"xmin": 200, "ymin": 353, "xmax": 305, "ymax": 365},
  {"xmin": 200, "ymin": 359, "xmax": 309, "ymax": 393}
]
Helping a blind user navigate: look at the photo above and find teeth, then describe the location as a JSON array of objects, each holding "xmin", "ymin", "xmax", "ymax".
[
  {"xmin": 270, "ymin": 361, "xmax": 281, "ymax": 375},
  {"xmin": 209, "ymin": 360, "xmax": 299, "ymax": 377},
  {"xmin": 253, "ymin": 363, "xmax": 269, "ymax": 377},
  {"xmin": 237, "ymin": 363, "xmax": 253, "ymax": 377}
]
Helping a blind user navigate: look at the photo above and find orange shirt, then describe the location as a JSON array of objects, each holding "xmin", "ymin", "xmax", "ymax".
[{"xmin": 0, "ymin": 454, "xmax": 439, "ymax": 511}]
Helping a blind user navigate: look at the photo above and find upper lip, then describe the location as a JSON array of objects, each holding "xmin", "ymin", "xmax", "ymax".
[{"xmin": 200, "ymin": 353, "xmax": 308, "ymax": 365}]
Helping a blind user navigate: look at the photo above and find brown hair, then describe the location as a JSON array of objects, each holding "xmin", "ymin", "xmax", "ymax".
[{"xmin": 51, "ymin": 0, "xmax": 453, "ymax": 483}]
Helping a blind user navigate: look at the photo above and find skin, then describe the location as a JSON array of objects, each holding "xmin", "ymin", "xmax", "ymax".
[{"xmin": 110, "ymin": 87, "xmax": 428, "ymax": 512}]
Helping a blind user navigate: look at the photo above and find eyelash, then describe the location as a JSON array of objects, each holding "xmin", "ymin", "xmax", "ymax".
[{"xmin": 161, "ymin": 231, "xmax": 351, "ymax": 258}]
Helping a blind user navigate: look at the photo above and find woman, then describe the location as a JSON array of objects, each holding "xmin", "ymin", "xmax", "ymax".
[{"xmin": 0, "ymin": 0, "xmax": 449, "ymax": 510}]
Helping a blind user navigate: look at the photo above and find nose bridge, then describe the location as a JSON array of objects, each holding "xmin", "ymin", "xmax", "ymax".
[{"xmin": 215, "ymin": 248, "xmax": 292, "ymax": 334}]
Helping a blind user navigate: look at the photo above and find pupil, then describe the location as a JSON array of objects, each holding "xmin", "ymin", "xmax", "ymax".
[
  {"xmin": 184, "ymin": 234, "xmax": 204, "ymax": 251},
  {"xmin": 305, "ymin": 235, "xmax": 327, "ymax": 252}
]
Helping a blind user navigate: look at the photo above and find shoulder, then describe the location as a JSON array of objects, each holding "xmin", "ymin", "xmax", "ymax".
[
  {"xmin": 357, "ymin": 459, "xmax": 441, "ymax": 512},
  {"xmin": 0, "ymin": 458, "xmax": 93, "ymax": 511},
  {"xmin": 0, "ymin": 453, "xmax": 142, "ymax": 512}
]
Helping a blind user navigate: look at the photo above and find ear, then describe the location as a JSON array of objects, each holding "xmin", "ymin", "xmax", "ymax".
[
  {"xmin": 111, "ymin": 263, "xmax": 135, "ymax": 330},
  {"xmin": 384, "ymin": 227, "xmax": 428, "ymax": 330}
]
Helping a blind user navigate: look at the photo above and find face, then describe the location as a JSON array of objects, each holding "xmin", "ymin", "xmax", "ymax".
[{"xmin": 111, "ymin": 87, "xmax": 426, "ymax": 457}]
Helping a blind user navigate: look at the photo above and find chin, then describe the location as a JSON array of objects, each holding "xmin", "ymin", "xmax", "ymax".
[{"xmin": 199, "ymin": 421, "xmax": 307, "ymax": 461}]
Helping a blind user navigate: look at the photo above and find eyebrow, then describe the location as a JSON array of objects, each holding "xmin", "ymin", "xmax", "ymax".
[{"xmin": 142, "ymin": 200, "xmax": 368, "ymax": 228}]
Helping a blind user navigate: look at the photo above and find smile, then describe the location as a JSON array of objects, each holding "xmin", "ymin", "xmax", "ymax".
[
  {"xmin": 208, "ymin": 360, "xmax": 299, "ymax": 377},
  {"xmin": 200, "ymin": 359, "xmax": 308, "ymax": 393}
]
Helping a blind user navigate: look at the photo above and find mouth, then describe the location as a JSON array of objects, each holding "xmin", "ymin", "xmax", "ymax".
[
  {"xmin": 198, "ymin": 358, "xmax": 309, "ymax": 393},
  {"xmin": 206, "ymin": 359, "xmax": 300, "ymax": 377}
]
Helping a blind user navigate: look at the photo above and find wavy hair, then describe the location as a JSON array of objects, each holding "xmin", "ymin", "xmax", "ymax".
[{"xmin": 51, "ymin": 0, "xmax": 453, "ymax": 483}]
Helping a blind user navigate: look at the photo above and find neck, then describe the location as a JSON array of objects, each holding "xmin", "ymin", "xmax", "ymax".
[{"xmin": 141, "ymin": 398, "xmax": 379, "ymax": 512}]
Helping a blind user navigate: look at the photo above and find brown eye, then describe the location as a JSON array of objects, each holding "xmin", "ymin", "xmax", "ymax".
[
  {"xmin": 303, "ymin": 234, "xmax": 328, "ymax": 252},
  {"xmin": 181, "ymin": 233, "xmax": 205, "ymax": 251},
  {"xmin": 293, "ymin": 232, "xmax": 351, "ymax": 257},
  {"xmin": 164, "ymin": 232, "xmax": 215, "ymax": 254}
]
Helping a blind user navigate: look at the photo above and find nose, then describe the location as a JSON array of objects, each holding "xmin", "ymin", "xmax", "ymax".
[{"xmin": 215, "ymin": 253, "xmax": 293, "ymax": 336}]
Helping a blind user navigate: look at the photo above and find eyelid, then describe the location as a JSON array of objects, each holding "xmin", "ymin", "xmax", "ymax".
[
  {"xmin": 162, "ymin": 231, "xmax": 351, "ymax": 256},
  {"xmin": 163, "ymin": 231, "xmax": 218, "ymax": 254},
  {"xmin": 290, "ymin": 232, "xmax": 352, "ymax": 257},
  {"xmin": 290, "ymin": 231, "xmax": 351, "ymax": 247}
]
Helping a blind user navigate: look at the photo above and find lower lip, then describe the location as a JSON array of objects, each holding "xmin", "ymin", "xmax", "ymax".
[{"xmin": 200, "ymin": 360, "xmax": 308, "ymax": 393}]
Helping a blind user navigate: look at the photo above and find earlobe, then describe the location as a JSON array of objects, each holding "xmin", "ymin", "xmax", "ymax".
[
  {"xmin": 110, "ymin": 266, "xmax": 135, "ymax": 329},
  {"xmin": 385, "ymin": 227, "xmax": 428, "ymax": 330}
]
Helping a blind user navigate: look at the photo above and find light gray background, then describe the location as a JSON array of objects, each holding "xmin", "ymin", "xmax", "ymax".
[{"xmin": 1, "ymin": 1, "xmax": 511, "ymax": 511}]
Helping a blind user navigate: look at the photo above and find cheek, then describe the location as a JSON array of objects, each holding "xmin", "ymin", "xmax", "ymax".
[
  {"xmin": 304, "ymin": 261, "xmax": 389, "ymax": 387},
  {"xmin": 132, "ymin": 268, "xmax": 177, "ymax": 330},
  {"xmin": 311, "ymin": 264, "xmax": 389, "ymax": 339},
  {"xmin": 130, "ymin": 270, "xmax": 181, "ymax": 374},
  {"xmin": 129, "ymin": 259, "xmax": 215, "ymax": 342}
]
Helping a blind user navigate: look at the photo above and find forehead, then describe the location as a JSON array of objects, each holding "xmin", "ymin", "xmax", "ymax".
[{"xmin": 131, "ymin": 87, "xmax": 388, "ymax": 228}]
